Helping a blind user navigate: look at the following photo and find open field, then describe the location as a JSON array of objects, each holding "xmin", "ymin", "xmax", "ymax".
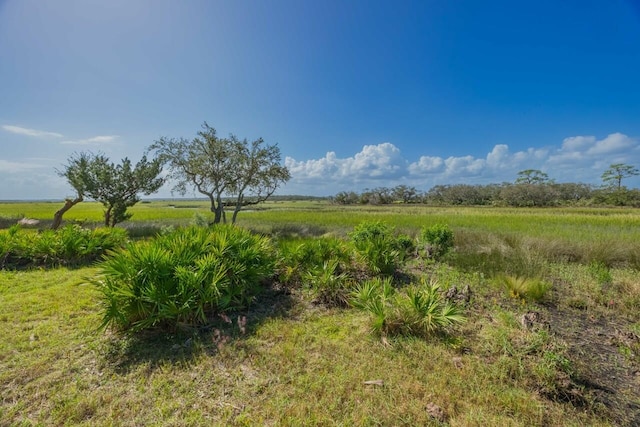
[
  {"xmin": 1, "ymin": 201, "xmax": 639, "ymax": 425},
  {"xmin": 3, "ymin": 199, "xmax": 640, "ymax": 242}
]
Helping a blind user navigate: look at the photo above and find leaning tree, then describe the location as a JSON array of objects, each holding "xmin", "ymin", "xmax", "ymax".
[
  {"xmin": 52, "ymin": 152, "xmax": 93, "ymax": 229},
  {"xmin": 54, "ymin": 152, "xmax": 164, "ymax": 228},
  {"xmin": 149, "ymin": 122, "xmax": 290, "ymax": 224}
]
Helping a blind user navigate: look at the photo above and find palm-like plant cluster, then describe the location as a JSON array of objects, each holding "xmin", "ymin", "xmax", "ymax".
[
  {"xmin": 93, "ymin": 225, "xmax": 274, "ymax": 332},
  {"xmin": 494, "ymin": 274, "xmax": 551, "ymax": 302},
  {"xmin": 351, "ymin": 278, "xmax": 466, "ymax": 337},
  {"xmin": 349, "ymin": 221, "xmax": 413, "ymax": 275},
  {"xmin": 0, "ymin": 224, "xmax": 127, "ymax": 269},
  {"xmin": 419, "ymin": 223, "xmax": 454, "ymax": 260}
]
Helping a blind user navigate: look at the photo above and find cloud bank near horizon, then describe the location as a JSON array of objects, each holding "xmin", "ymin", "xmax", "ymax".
[
  {"xmin": 284, "ymin": 133, "xmax": 640, "ymax": 195},
  {"xmin": 1, "ymin": 127, "xmax": 639, "ymax": 199}
]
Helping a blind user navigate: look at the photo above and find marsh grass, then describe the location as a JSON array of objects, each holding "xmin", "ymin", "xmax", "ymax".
[{"xmin": 4, "ymin": 201, "xmax": 640, "ymax": 267}]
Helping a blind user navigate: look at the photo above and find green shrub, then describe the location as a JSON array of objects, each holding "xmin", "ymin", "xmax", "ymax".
[
  {"xmin": 349, "ymin": 221, "xmax": 404, "ymax": 275},
  {"xmin": 93, "ymin": 225, "xmax": 274, "ymax": 332},
  {"xmin": 350, "ymin": 277, "xmax": 395, "ymax": 332},
  {"xmin": 305, "ymin": 258, "xmax": 352, "ymax": 306},
  {"xmin": 276, "ymin": 237, "xmax": 351, "ymax": 286},
  {"xmin": 350, "ymin": 277, "xmax": 466, "ymax": 337},
  {"xmin": 419, "ymin": 223, "xmax": 454, "ymax": 260},
  {"xmin": 0, "ymin": 225, "xmax": 127, "ymax": 269},
  {"xmin": 494, "ymin": 274, "xmax": 551, "ymax": 303},
  {"xmin": 395, "ymin": 234, "xmax": 416, "ymax": 260}
]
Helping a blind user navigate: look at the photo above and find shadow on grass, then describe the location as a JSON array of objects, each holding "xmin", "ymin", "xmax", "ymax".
[{"xmin": 101, "ymin": 283, "xmax": 296, "ymax": 374}]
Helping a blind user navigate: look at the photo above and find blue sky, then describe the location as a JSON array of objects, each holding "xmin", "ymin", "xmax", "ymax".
[{"xmin": 1, "ymin": 0, "xmax": 640, "ymax": 199}]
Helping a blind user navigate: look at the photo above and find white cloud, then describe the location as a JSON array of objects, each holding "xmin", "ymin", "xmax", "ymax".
[
  {"xmin": 2, "ymin": 125, "xmax": 63, "ymax": 138},
  {"xmin": 60, "ymin": 135, "xmax": 120, "ymax": 145},
  {"xmin": 408, "ymin": 156, "xmax": 444, "ymax": 174},
  {"xmin": 350, "ymin": 143, "xmax": 405, "ymax": 177},
  {"xmin": 285, "ymin": 142, "xmax": 407, "ymax": 183},
  {"xmin": 444, "ymin": 155, "xmax": 485, "ymax": 176},
  {"xmin": 548, "ymin": 133, "xmax": 639, "ymax": 167},
  {"xmin": 560, "ymin": 135, "xmax": 595, "ymax": 152},
  {"xmin": 586, "ymin": 132, "xmax": 634, "ymax": 155},
  {"xmin": 0, "ymin": 159, "xmax": 48, "ymax": 173},
  {"xmin": 486, "ymin": 144, "xmax": 509, "ymax": 167},
  {"xmin": 282, "ymin": 132, "xmax": 640, "ymax": 196}
]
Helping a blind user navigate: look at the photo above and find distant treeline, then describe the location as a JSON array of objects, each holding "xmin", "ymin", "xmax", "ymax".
[{"xmin": 331, "ymin": 183, "xmax": 640, "ymax": 207}]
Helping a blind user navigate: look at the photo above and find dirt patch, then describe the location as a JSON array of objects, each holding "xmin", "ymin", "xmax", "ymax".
[{"xmin": 545, "ymin": 306, "xmax": 640, "ymax": 426}]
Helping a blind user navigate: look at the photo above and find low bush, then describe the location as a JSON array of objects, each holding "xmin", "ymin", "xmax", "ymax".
[
  {"xmin": 349, "ymin": 221, "xmax": 406, "ymax": 275},
  {"xmin": 0, "ymin": 224, "xmax": 127, "ymax": 269},
  {"xmin": 419, "ymin": 223, "xmax": 454, "ymax": 260},
  {"xmin": 276, "ymin": 236, "xmax": 351, "ymax": 286},
  {"xmin": 305, "ymin": 258, "xmax": 352, "ymax": 306},
  {"xmin": 93, "ymin": 225, "xmax": 274, "ymax": 332},
  {"xmin": 350, "ymin": 277, "xmax": 466, "ymax": 337}
]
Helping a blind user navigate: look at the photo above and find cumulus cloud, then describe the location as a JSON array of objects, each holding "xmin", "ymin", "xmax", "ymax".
[
  {"xmin": 60, "ymin": 135, "xmax": 120, "ymax": 145},
  {"xmin": 408, "ymin": 156, "xmax": 444, "ymax": 174},
  {"xmin": 2, "ymin": 125, "xmax": 63, "ymax": 138},
  {"xmin": 548, "ymin": 133, "xmax": 638, "ymax": 168},
  {"xmin": 586, "ymin": 132, "xmax": 635, "ymax": 155},
  {"xmin": 408, "ymin": 144, "xmax": 542, "ymax": 178},
  {"xmin": 285, "ymin": 142, "xmax": 407, "ymax": 184},
  {"xmin": 282, "ymin": 132, "xmax": 640, "ymax": 195}
]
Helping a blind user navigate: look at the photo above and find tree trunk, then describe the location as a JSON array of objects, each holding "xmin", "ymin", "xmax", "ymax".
[
  {"xmin": 217, "ymin": 194, "xmax": 226, "ymax": 224},
  {"xmin": 232, "ymin": 194, "xmax": 244, "ymax": 224},
  {"xmin": 51, "ymin": 196, "xmax": 83, "ymax": 230},
  {"xmin": 104, "ymin": 206, "xmax": 112, "ymax": 227},
  {"xmin": 209, "ymin": 194, "xmax": 226, "ymax": 224}
]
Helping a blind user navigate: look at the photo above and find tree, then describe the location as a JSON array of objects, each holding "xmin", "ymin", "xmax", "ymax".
[
  {"xmin": 601, "ymin": 163, "xmax": 639, "ymax": 190},
  {"xmin": 52, "ymin": 152, "xmax": 93, "ymax": 229},
  {"xmin": 149, "ymin": 123, "xmax": 290, "ymax": 224},
  {"xmin": 515, "ymin": 169, "xmax": 551, "ymax": 185},
  {"xmin": 229, "ymin": 136, "xmax": 291, "ymax": 223},
  {"xmin": 499, "ymin": 182, "xmax": 558, "ymax": 207},
  {"xmin": 392, "ymin": 185, "xmax": 419, "ymax": 203},
  {"xmin": 54, "ymin": 152, "xmax": 164, "ymax": 228},
  {"xmin": 332, "ymin": 191, "xmax": 360, "ymax": 205}
]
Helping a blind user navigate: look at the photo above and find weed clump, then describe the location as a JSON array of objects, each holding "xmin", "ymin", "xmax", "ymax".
[
  {"xmin": 351, "ymin": 277, "xmax": 466, "ymax": 337},
  {"xmin": 494, "ymin": 274, "xmax": 551, "ymax": 303}
]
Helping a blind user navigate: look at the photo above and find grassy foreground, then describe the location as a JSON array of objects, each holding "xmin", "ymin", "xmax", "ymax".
[
  {"xmin": 0, "ymin": 267, "xmax": 616, "ymax": 426},
  {"xmin": 1, "ymin": 201, "xmax": 639, "ymax": 425}
]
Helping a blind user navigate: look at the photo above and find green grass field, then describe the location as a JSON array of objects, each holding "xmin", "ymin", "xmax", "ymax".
[
  {"xmin": 4, "ymin": 199, "xmax": 640, "ymax": 241},
  {"xmin": 1, "ymin": 200, "xmax": 639, "ymax": 425}
]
